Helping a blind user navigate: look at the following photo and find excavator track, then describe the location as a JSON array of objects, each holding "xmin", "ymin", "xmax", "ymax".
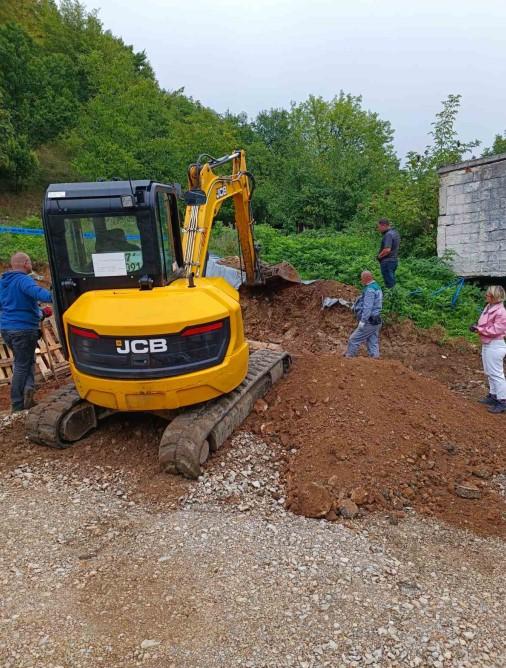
[
  {"xmin": 26, "ymin": 349, "xmax": 290, "ymax": 476},
  {"xmin": 26, "ymin": 384, "xmax": 99, "ymax": 449},
  {"xmin": 159, "ymin": 349, "xmax": 291, "ymax": 479}
]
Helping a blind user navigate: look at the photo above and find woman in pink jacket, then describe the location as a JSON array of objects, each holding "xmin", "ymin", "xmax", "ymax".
[{"xmin": 470, "ymin": 285, "xmax": 506, "ymax": 413}]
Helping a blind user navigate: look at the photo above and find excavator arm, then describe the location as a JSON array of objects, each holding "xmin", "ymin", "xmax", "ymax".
[
  {"xmin": 181, "ymin": 150, "xmax": 301, "ymax": 286},
  {"xmin": 182, "ymin": 150, "xmax": 261, "ymax": 285}
]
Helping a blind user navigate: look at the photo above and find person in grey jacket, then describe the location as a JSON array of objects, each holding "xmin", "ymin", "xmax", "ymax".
[{"xmin": 345, "ymin": 271, "xmax": 383, "ymax": 358}]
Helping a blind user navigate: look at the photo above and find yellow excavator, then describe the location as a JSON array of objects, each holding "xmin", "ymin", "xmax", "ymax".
[{"xmin": 27, "ymin": 150, "xmax": 298, "ymax": 477}]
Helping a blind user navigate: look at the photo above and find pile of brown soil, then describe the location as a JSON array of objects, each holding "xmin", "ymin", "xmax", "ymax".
[
  {"xmin": 241, "ymin": 280, "xmax": 483, "ymax": 399},
  {"xmin": 245, "ymin": 354, "xmax": 506, "ymax": 537},
  {"xmin": 242, "ymin": 280, "xmax": 358, "ymax": 354}
]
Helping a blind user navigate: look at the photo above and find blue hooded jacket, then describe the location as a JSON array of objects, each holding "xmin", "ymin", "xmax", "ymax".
[{"xmin": 0, "ymin": 271, "xmax": 53, "ymax": 331}]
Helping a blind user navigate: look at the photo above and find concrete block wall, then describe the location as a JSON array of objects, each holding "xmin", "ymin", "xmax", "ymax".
[{"xmin": 437, "ymin": 153, "xmax": 506, "ymax": 277}]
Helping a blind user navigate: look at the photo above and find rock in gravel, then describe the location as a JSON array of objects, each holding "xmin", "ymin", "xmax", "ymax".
[
  {"xmin": 471, "ymin": 467, "xmax": 492, "ymax": 480},
  {"xmin": 339, "ymin": 499, "xmax": 359, "ymax": 519},
  {"xmin": 455, "ymin": 482, "xmax": 482, "ymax": 499},
  {"xmin": 254, "ymin": 398, "xmax": 269, "ymax": 414},
  {"xmin": 298, "ymin": 482, "xmax": 332, "ymax": 518},
  {"xmin": 140, "ymin": 639, "xmax": 160, "ymax": 649},
  {"xmin": 350, "ymin": 486, "xmax": 369, "ymax": 506}
]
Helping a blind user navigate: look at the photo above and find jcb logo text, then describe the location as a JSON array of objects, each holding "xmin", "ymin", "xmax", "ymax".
[{"xmin": 116, "ymin": 339, "xmax": 167, "ymax": 354}]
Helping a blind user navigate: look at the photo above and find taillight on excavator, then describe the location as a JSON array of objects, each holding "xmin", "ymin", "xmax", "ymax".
[
  {"xmin": 69, "ymin": 325, "xmax": 99, "ymax": 339},
  {"xmin": 68, "ymin": 318, "xmax": 231, "ymax": 380},
  {"xmin": 181, "ymin": 321, "xmax": 223, "ymax": 337}
]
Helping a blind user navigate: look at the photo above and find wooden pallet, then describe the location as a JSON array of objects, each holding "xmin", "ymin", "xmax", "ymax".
[{"xmin": 0, "ymin": 317, "xmax": 69, "ymax": 386}]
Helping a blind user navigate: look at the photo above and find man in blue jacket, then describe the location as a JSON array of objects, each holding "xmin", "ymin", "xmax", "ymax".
[
  {"xmin": 345, "ymin": 270, "xmax": 383, "ymax": 358},
  {"xmin": 1, "ymin": 253, "xmax": 52, "ymax": 412}
]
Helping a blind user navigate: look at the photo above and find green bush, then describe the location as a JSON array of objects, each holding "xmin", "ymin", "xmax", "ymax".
[
  {"xmin": 208, "ymin": 221, "xmax": 241, "ymax": 258},
  {"xmin": 13, "ymin": 214, "xmax": 41, "ymax": 228},
  {"xmin": 0, "ymin": 233, "xmax": 47, "ymax": 264},
  {"xmin": 0, "ymin": 214, "xmax": 46, "ymax": 264}
]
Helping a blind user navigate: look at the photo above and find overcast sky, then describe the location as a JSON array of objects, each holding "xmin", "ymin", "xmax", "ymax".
[{"xmin": 81, "ymin": 0, "xmax": 506, "ymax": 159}]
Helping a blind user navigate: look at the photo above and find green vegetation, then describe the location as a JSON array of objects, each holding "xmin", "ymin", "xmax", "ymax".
[
  {"xmin": 209, "ymin": 222, "xmax": 242, "ymax": 258},
  {"xmin": 483, "ymin": 132, "xmax": 506, "ymax": 157},
  {"xmin": 0, "ymin": 0, "xmax": 497, "ymax": 336},
  {"xmin": 0, "ymin": 237, "xmax": 46, "ymax": 268},
  {"xmin": 251, "ymin": 226, "xmax": 483, "ymax": 338}
]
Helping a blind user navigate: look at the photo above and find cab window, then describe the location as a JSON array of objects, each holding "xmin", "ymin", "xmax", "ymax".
[{"xmin": 64, "ymin": 215, "xmax": 143, "ymax": 276}]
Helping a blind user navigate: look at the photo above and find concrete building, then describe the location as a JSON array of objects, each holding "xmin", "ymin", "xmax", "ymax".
[{"xmin": 437, "ymin": 153, "xmax": 506, "ymax": 277}]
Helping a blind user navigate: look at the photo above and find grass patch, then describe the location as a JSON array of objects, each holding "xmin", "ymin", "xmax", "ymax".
[{"xmin": 0, "ymin": 232, "xmax": 47, "ymax": 266}]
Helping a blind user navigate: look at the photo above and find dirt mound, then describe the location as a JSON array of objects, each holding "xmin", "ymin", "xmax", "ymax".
[
  {"xmin": 245, "ymin": 354, "xmax": 506, "ymax": 537},
  {"xmin": 242, "ymin": 280, "xmax": 358, "ymax": 354},
  {"xmin": 0, "ymin": 278, "xmax": 493, "ymax": 537},
  {"xmin": 241, "ymin": 280, "xmax": 483, "ymax": 400}
]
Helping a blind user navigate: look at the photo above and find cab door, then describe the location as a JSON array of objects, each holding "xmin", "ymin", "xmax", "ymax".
[{"xmin": 154, "ymin": 189, "xmax": 183, "ymax": 282}]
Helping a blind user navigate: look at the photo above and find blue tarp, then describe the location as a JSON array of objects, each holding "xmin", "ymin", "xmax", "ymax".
[
  {"xmin": 0, "ymin": 226, "xmax": 45, "ymax": 236},
  {"xmin": 0, "ymin": 226, "xmax": 140, "ymax": 241}
]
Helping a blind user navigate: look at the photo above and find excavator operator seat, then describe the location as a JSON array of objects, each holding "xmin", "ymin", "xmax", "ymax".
[{"xmin": 95, "ymin": 227, "xmax": 140, "ymax": 253}]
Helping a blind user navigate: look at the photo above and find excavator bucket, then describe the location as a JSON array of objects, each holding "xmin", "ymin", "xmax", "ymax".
[
  {"xmin": 260, "ymin": 260, "xmax": 301, "ymax": 285},
  {"xmin": 217, "ymin": 256, "xmax": 301, "ymax": 287}
]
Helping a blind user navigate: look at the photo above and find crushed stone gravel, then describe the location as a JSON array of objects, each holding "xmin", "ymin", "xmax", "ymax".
[{"xmin": 0, "ymin": 423, "xmax": 505, "ymax": 668}]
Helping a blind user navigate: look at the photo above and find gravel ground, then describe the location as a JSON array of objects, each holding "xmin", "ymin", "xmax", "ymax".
[{"xmin": 0, "ymin": 422, "xmax": 505, "ymax": 668}]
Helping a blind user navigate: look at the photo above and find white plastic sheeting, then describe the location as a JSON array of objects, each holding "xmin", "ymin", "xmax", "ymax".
[{"xmin": 205, "ymin": 255, "xmax": 245, "ymax": 289}]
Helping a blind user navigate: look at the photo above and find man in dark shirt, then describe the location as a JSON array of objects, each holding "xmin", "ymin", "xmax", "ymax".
[{"xmin": 377, "ymin": 219, "xmax": 400, "ymax": 288}]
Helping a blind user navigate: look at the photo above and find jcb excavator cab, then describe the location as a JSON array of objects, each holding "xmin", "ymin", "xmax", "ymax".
[
  {"xmin": 43, "ymin": 180, "xmax": 184, "ymax": 351},
  {"xmin": 41, "ymin": 177, "xmax": 249, "ymax": 415}
]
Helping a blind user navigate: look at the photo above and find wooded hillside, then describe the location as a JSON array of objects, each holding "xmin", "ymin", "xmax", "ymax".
[
  {"xmin": 1, "ymin": 0, "xmax": 493, "ymax": 253},
  {"xmin": 1, "ymin": 0, "xmax": 502, "ymax": 337}
]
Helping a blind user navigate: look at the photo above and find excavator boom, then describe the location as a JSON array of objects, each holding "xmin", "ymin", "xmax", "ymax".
[{"xmin": 182, "ymin": 150, "xmax": 300, "ymax": 286}]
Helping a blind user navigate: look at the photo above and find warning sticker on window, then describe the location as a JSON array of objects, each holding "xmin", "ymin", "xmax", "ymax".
[{"xmin": 92, "ymin": 252, "xmax": 127, "ymax": 277}]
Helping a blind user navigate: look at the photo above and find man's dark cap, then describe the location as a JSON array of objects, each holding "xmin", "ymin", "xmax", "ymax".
[{"xmin": 377, "ymin": 218, "xmax": 390, "ymax": 227}]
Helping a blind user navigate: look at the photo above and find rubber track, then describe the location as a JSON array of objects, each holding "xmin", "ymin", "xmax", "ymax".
[
  {"xmin": 159, "ymin": 349, "xmax": 291, "ymax": 478},
  {"xmin": 25, "ymin": 384, "xmax": 83, "ymax": 449}
]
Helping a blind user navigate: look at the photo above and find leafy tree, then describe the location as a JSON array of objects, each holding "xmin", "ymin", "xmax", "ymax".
[
  {"xmin": 352, "ymin": 94, "xmax": 479, "ymax": 255},
  {"xmin": 68, "ymin": 48, "xmax": 241, "ymax": 185},
  {"xmin": 482, "ymin": 132, "xmax": 506, "ymax": 157},
  {"xmin": 248, "ymin": 94, "xmax": 397, "ymax": 232},
  {"xmin": 131, "ymin": 49, "xmax": 155, "ymax": 80},
  {"xmin": 0, "ymin": 19, "xmax": 81, "ymax": 185}
]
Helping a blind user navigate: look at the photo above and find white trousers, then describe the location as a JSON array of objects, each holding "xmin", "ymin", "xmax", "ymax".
[{"xmin": 482, "ymin": 340, "xmax": 506, "ymax": 400}]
